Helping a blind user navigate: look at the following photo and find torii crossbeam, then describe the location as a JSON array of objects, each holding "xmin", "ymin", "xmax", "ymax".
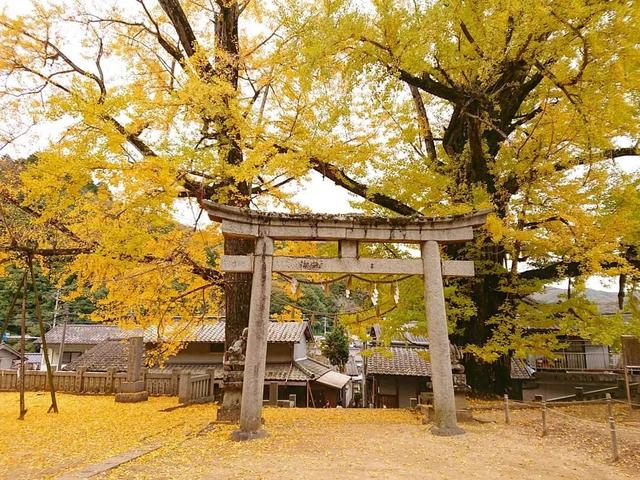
[{"xmin": 204, "ymin": 201, "xmax": 489, "ymax": 439}]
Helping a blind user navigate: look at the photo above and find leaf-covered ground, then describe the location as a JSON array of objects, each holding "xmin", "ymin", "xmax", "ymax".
[
  {"xmin": 1, "ymin": 393, "xmax": 638, "ymax": 479},
  {"xmin": 0, "ymin": 392, "xmax": 214, "ymax": 479}
]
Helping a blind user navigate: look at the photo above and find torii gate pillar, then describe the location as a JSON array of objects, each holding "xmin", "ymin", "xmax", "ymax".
[
  {"xmin": 422, "ymin": 241, "xmax": 463, "ymax": 435},
  {"xmin": 231, "ymin": 237, "xmax": 273, "ymax": 440}
]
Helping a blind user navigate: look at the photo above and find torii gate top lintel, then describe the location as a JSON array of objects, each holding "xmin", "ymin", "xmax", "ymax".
[{"xmin": 203, "ymin": 200, "xmax": 490, "ymax": 244}]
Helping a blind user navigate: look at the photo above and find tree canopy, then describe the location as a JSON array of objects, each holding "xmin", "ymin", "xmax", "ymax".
[{"xmin": 0, "ymin": 0, "xmax": 639, "ymax": 392}]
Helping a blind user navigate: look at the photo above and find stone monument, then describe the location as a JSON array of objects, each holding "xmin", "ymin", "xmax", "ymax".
[{"xmin": 115, "ymin": 336, "xmax": 149, "ymax": 403}]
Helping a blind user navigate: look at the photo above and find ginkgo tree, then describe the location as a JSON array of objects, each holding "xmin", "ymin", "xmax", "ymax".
[
  {"xmin": 277, "ymin": 0, "xmax": 640, "ymax": 390},
  {"xmin": 0, "ymin": 0, "xmax": 638, "ymax": 405},
  {"xmin": 0, "ymin": 0, "xmax": 393, "ymax": 418}
]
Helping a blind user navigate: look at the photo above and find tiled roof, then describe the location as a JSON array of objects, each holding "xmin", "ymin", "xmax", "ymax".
[
  {"xmin": 43, "ymin": 324, "xmax": 140, "ymax": 345},
  {"xmin": 149, "ymin": 363, "xmax": 217, "ymax": 374},
  {"xmin": 177, "ymin": 321, "xmax": 312, "ymax": 344},
  {"xmin": 370, "ymin": 323, "xmax": 429, "ymax": 347},
  {"xmin": 366, "ymin": 346, "xmax": 432, "ymax": 377},
  {"xmin": 393, "ymin": 332, "xmax": 429, "ymax": 347},
  {"xmin": 510, "ymin": 358, "xmax": 534, "ymax": 380},
  {"xmin": 0, "ymin": 343, "xmax": 20, "ymax": 357},
  {"xmin": 66, "ymin": 337, "xmax": 317, "ymax": 383},
  {"xmin": 152, "ymin": 362, "xmax": 311, "ymax": 382},
  {"xmin": 24, "ymin": 353, "xmax": 42, "ymax": 365},
  {"xmin": 267, "ymin": 363, "xmax": 310, "ymax": 382},
  {"xmin": 64, "ymin": 339, "xmax": 142, "ymax": 372},
  {"xmin": 295, "ymin": 357, "xmax": 333, "ymax": 379},
  {"xmin": 45, "ymin": 321, "xmax": 311, "ymax": 345}
]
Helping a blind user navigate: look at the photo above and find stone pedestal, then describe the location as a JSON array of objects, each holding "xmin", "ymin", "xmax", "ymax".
[
  {"xmin": 216, "ymin": 330, "xmax": 247, "ymax": 422},
  {"xmin": 115, "ymin": 389, "xmax": 149, "ymax": 403},
  {"xmin": 216, "ymin": 389, "xmax": 242, "ymax": 422},
  {"xmin": 422, "ymin": 373, "xmax": 473, "ymax": 424}
]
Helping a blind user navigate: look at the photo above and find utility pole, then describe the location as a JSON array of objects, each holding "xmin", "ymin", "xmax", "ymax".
[
  {"xmin": 52, "ymin": 289, "xmax": 60, "ymax": 328},
  {"xmin": 361, "ymin": 338, "xmax": 367, "ymax": 408},
  {"xmin": 56, "ymin": 303, "xmax": 69, "ymax": 372}
]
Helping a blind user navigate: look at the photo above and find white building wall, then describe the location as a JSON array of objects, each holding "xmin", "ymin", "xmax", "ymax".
[
  {"xmin": 0, "ymin": 350, "xmax": 17, "ymax": 369},
  {"xmin": 40, "ymin": 344, "xmax": 92, "ymax": 370},
  {"xmin": 293, "ymin": 339, "xmax": 307, "ymax": 360}
]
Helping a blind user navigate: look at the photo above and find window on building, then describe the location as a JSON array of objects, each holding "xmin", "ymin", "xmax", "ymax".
[{"xmin": 61, "ymin": 351, "xmax": 82, "ymax": 364}]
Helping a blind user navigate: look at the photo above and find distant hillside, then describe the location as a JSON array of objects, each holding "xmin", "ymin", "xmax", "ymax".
[{"xmin": 530, "ymin": 287, "xmax": 635, "ymax": 315}]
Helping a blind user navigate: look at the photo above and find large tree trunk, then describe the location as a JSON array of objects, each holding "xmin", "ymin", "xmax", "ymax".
[
  {"xmin": 452, "ymin": 259, "xmax": 511, "ymax": 394},
  {"xmin": 436, "ymin": 65, "xmax": 544, "ymax": 395},
  {"xmin": 443, "ymin": 95, "xmax": 520, "ymax": 394},
  {"xmin": 217, "ymin": 236, "xmax": 253, "ymax": 421}
]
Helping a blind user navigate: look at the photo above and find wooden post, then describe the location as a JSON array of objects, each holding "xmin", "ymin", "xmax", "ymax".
[
  {"xmin": 75, "ymin": 367, "xmax": 86, "ymax": 394},
  {"xmin": 421, "ymin": 240, "xmax": 463, "ymax": 436},
  {"xmin": 269, "ymin": 383, "xmax": 278, "ymax": 406},
  {"xmin": 575, "ymin": 386, "xmax": 584, "ymax": 401},
  {"xmin": 56, "ymin": 304, "xmax": 69, "ymax": 372},
  {"xmin": 233, "ymin": 236, "xmax": 273, "ymax": 441},
  {"xmin": 178, "ymin": 371, "xmax": 192, "ymax": 404},
  {"xmin": 608, "ymin": 416, "xmax": 619, "ymax": 461},
  {"xmin": 541, "ymin": 398, "xmax": 548, "ymax": 436},
  {"xmin": 207, "ymin": 368, "xmax": 216, "ymax": 400},
  {"xmin": 106, "ymin": 367, "xmax": 116, "ymax": 394},
  {"xmin": 606, "ymin": 393, "xmax": 613, "ymax": 418},
  {"xmin": 504, "ymin": 394, "xmax": 511, "ymax": 425},
  {"xmin": 171, "ymin": 368, "xmax": 181, "ymax": 395},
  {"xmin": 624, "ymin": 366, "xmax": 632, "ymax": 408},
  {"xmin": 18, "ymin": 274, "xmax": 27, "ymax": 420},
  {"xmin": 308, "ymin": 382, "xmax": 316, "ymax": 408}
]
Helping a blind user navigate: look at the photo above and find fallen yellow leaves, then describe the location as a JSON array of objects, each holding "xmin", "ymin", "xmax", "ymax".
[
  {"xmin": 2, "ymin": 393, "xmax": 639, "ymax": 480},
  {"xmin": 0, "ymin": 392, "xmax": 214, "ymax": 480}
]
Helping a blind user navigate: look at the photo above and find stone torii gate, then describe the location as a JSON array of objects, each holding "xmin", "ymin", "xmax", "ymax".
[{"xmin": 204, "ymin": 201, "xmax": 489, "ymax": 439}]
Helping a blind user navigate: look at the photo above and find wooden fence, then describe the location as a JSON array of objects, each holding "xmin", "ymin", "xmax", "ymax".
[
  {"xmin": 178, "ymin": 370, "xmax": 217, "ymax": 404},
  {"xmin": 0, "ymin": 368, "xmax": 181, "ymax": 396}
]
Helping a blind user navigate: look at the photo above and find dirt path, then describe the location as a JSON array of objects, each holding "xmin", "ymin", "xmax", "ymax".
[
  {"xmin": 100, "ymin": 409, "xmax": 634, "ymax": 480},
  {"xmin": 1, "ymin": 394, "xmax": 635, "ymax": 479}
]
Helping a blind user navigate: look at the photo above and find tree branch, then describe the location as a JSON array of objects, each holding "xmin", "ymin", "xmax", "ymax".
[
  {"xmin": 409, "ymin": 85, "xmax": 439, "ymax": 166},
  {"xmin": 308, "ymin": 157, "xmax": 420, "ymax": 216},
  {"xmin": 554, "ymin": 146, "xmax": 639, "ymax": 172},
  {"xmin": 157, "ymin": 0, "xmax": 214, "ymax": 75},
  {"xmin": 359, "ymin": 36, "xmax": 460, "ymax": 102}
]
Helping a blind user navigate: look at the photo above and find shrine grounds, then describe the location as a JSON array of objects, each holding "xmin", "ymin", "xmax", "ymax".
[{"xmin": 1, "ymin": 393, "xmax": 639, "ymax": 479}]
